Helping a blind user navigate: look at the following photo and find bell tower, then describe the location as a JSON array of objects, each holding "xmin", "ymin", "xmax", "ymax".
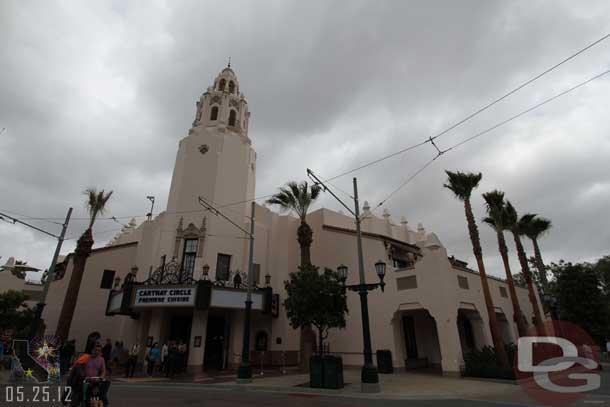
[
  {"xmin": 192, "ymin": 63, "xmax": 251, "ymax": 141},
  {"xmin": 162, "ymin": 63, "xmax": 256, "ymax": 274}
]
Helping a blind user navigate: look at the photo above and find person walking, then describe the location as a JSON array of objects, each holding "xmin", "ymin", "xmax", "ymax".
[
  {"xmin": 177, "ymin": 341, "xmax": 187, "ymax": 373},
  {"xmin": 145, "ymin": 343, "xmax": 160, "ymax": 377},
  {"xmin": 101, "ymin": 338, "xmax": 112, "ymax": 375},
  {"xmin": 161, "ymin": 342, "xmax": 169, "ymax": 375},
  {"xmin": 60, "ymin": 339, "xmax": 76, "ymax": 375},
  {"xmin": 165, "ymin": 341, "xmax": 177, "ymax": 378},
  {"xmin": 124, "ymin": 341, "xmax": 140, "ymax": 378},
  {"xmin": 110, "ymin": 341, "xmax": 121, "ymax": 370}
]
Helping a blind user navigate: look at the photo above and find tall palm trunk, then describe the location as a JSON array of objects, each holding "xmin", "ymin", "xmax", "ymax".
[
  {"xmin": 464, "ymin": 199, "xmax": 510, "ymax": 369},
  {"xmin": 297, "ymin": 219, "xmax": 315, "ymax": 371},
  {"xmin": 511, "ymin": 230, "xmax": 544, "ymax": 334},
  {"xmin": 297, "ymin": 220, "xmax": 313, "ymax": 266},
  {"xmin": 56, "ymin": 229, "xmax": 94, "ymax": 341},
  {"xmin": 531, "ymin": 238, "xmax": 549, "ymax": 293},
  {"xmin": 494, "ymin": 228, "xmax": 528, "ymax": 337}
]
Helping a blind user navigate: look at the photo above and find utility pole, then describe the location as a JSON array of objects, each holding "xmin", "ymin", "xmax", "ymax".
[
  {"xmin": 197, "ymin": 197, "xmax": 256, "ymax": 382},
  {"xmin": 0, "ymin": 208, "xmax": 73, "ymax": 338},
  {"xmin": 146, "ymin": 196, "xmax": 155, "ymax": 221},
  {"xmin": 35, "ymin": 208, "xmax": 73, "ymax": 336},
  {"xmin": 306, "ymin": 170, "xmax": 381, "ymax": 393}
]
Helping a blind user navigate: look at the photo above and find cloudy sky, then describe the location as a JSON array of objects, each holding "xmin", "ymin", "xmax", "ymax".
[{"xmin": 1, "ymin": 1, "xmax": 609, "ymax": 281}]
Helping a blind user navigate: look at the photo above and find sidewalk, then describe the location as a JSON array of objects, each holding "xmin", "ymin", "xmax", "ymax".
[{"xmin": 204, "ymin": 368, "xmax": 535, "ymax": 404}]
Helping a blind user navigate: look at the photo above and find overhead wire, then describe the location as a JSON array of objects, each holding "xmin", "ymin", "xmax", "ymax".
[
  {"xmin": 371, "ymin": 66, "xmax": 610, "ymax": 209},
  {"xmin": 325, "ymin": 31, "xmax": 610, "ymax": 182}
]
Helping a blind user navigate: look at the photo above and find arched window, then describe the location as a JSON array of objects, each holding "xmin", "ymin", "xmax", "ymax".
[
  {"xmin": 228, "ymin": 110, "xmax": 237, "ymax": 126},
  {"xmin": 218, "ymin": 79, "xmax": 226, "ymax": 91},
  {"xmin": 228, "ymin": 81, "xmax": 235, "ymax": 94},
  {"xmin": 210, "ymin": 106, "xmax": 219, "ymax": 121}
]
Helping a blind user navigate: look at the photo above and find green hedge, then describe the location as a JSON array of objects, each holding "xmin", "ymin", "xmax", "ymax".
[{"xmin": 462, "ymin": 344, "xmax": 516, "ymax": 380}]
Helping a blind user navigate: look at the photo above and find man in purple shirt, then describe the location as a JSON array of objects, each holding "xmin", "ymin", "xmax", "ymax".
[{"xmin": 85, "ymin": 344, "xmax": 106, "ymax": 378}]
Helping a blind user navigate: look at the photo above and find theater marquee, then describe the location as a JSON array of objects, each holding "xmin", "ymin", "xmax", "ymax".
[
  {"xmin": 133, "ymin": 286, "xmax": 196, "ymax": 307},
  {"xmin": 106, "ymin": 280, "xmax": 277, "ymax": 316}
]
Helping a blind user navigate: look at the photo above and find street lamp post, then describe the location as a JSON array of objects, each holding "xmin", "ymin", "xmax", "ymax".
[
  {"xmin": 237, "ymin": 201, "xmax": 256, "ymax": 382},
  {"xmin": 337, "ymin": 260, "xmax": 386, "ymax": 392},
  {"xmin": 307, "ymin": 169, "xmax": 385, "ymax": 393},
  {"xmin": 197, "ymin": 196, "xmax": 256, "ymax": 383}
]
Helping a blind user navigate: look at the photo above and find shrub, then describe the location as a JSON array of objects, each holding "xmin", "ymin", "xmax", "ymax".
[{"xmin": 462, "ymin": 344, "xmax": 516, "ymax": 380}]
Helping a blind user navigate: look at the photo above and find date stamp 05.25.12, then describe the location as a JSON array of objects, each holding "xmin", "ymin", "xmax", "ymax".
[{"xmin": 1, "ymin": 385, "xmax": 71, "ymax": 406}]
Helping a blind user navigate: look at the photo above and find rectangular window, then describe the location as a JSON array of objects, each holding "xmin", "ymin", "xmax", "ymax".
[
  {"xmin": 216, "ymin": 253, "xmax": 231, "ymax": 281},
  {"xmin": 390, "ymin": 244, "xmax": 415, "ymax": 269},
  {"xmin": 499, "ymin": 286, "xmax": 508, "ymax": 298},
  {"xmin": 396, "ymin": 275, "xmax": 417, "ymax": 290},
  {"xmin": 100, "ymin": 270, "xmax": 116, "ymax": 289},
  {"xmin": 393, "ymin": 258, "xmax": 411, "ymax": 269},
  {"xmin": 181, "ymin": 239, "xmax": 198, "ymax": 279},
  {"xmin": 458, "ymin": 275, "xmax": 469, "ymax": 290}
]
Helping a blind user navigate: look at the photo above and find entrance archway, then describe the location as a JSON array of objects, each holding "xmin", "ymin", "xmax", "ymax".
[{"xmin": 394, "ymin": 309, "xmax": 442, "ymax": 372}]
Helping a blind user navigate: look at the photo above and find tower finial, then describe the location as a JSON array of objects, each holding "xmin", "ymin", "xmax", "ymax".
[{"xmin": 227, "ymin": 56, "xmax": 231, "ymax": 68}]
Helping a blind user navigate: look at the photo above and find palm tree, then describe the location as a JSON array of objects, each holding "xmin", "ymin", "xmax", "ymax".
[
  {"xmin": 503, "ymin": 202, "xmax": 544, "ymax": 333},
  {"xmin": 519, "ymin": 215, "xmax": 552, "ymax": 294},
  {"xmin": 482, "ymin": 190, "xmax": 528, "ymax": 337},
  {"xmin": 56, "ymin": 188, "xmax": 113, "ymax": 341},
  {"xmin": 266, "ymin": 181, "xmax": 321, "ymax": 372},
  {"xmin": 266, "ymin": 181, "xmax": 321, "ymax": 266},
  {"xmin": 444, "ymin": 171, "xmax": 509, "ymax": 370}
]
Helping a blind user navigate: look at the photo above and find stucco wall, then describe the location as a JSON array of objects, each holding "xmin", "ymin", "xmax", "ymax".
[{"xmin": 42, "ymin": 242, "xmax": 138, "ymax": 351}]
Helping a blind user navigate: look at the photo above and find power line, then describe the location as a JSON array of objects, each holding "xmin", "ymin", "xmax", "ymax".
[
  {"xmin": 326, "ymin": 31, "xmax": 610, "ymax": 182},
  {"xmin": 372, "ymin": 66, "xmax": 610, "ymax": 208}
]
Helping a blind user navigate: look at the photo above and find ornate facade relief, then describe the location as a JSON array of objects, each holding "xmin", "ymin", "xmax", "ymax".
[
  {"xmin": 209, "ymin": 95, "xmax": 222, "ymax": 105},
  {"xmin": 229, "ymin": 98, "xmax": 240, "ymax": 109},
  {"xmin": 173, "ymin": 216, "xmax": 207, "ymax": 258}
]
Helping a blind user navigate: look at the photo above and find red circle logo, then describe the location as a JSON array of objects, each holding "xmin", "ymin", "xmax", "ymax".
[{"xmin": 515, "ymin": 320, "xmax": 600, "ymax": 406}]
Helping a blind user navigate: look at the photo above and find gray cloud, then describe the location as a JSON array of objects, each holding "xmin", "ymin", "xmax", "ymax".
[{"xmin": 1, "ymin": 0, "xmax": 609, "ymax": 279}]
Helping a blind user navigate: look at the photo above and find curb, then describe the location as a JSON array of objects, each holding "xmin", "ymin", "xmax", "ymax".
[{"xmin": 111, "ymin": 380, "xmax": 463, "ymax": 401}]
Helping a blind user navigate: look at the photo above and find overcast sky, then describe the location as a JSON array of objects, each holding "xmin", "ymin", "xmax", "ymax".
[{"xmin": 1, "ymin": 1, "xmax": 609, "ymax": 281}]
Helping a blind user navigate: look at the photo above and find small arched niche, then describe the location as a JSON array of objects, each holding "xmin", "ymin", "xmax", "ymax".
[
  {"xmin": 228, "ymin": 109, "xmax": 237, "ymax": 126},
  {"xmin": 210, "ymin": 106, "xmax": 219, "ymax": 121}
]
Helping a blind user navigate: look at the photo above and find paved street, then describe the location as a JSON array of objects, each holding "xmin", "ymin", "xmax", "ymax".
[{"xmin": 3, "ymin": 367, "xmax": 610, "ymax": 406}]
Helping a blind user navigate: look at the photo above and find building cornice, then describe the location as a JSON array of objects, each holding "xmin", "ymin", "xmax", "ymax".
[{"xmin": 322, "ymin": 224, "xmax": 421, "ymax": 253}]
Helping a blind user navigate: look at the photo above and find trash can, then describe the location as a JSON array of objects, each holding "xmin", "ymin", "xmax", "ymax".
[
  {"xmin": 309, "ymin": 355, "xmax": 323, "ymax": 388},
  {"xmin": 376, "ymin": 349, "xmax": 394, "ymax": 374},
  {"xmin": 322, "ymin": 355, "xmax": 344, "ymax": 389}
]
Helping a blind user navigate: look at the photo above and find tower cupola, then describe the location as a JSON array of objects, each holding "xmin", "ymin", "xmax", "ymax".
[{"xmin": 191, "ymin": 62, "xmax": 250, "ymax": 141}]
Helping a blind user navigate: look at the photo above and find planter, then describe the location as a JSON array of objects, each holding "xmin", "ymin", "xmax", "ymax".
[
  {"xmin": 309, "ymin": 356, "xmax": 323, "ymax": 388},
  {"xmin": 309, "ymin": 355, "xmax": 344, "ymax": 389}
]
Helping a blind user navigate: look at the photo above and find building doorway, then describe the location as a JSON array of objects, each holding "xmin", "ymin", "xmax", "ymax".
[
  {"xmin": 169, "ymin": 313, "xmax": 192, "ymax": 345},
  {"xmin": 397, "ymin": 309, "xmax": 442, "ymax": 371},
  {"xmin": 402, "ymin": 316, "xmax": 418, "ymax": 359},
  {"xmin": 204, "ymin": 314, "xmax": 226, "ymax": 370}
]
